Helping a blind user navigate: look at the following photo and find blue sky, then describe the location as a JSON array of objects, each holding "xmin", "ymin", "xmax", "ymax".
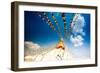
[{"xmin": 24, "ymin": 11, "xmax": 90, "ymax": 50}]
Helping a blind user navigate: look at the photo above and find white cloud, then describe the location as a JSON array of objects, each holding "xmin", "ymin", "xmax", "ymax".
[
  {"xmin": 24, "ymin": 41, "xmax": 41, "ymax": 56},
  {"xmin": 70, "ymin": 14, "xmax": 86, "ymax": 47},
  {"xmin": 72, "ymin": 14, "xmax": 86, "ymax": 36},
  {"xmin": 25, "ymin": 41, "xmax": 40, "ymax": 50},
  {"xmin": 70, "ymin": 35, "xmax": 84, "ymax": 47}
]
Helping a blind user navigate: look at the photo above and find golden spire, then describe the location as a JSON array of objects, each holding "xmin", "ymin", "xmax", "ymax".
[{"xmin": 56, "ymin": 38, "xmax": 65, "ymax": 50}]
